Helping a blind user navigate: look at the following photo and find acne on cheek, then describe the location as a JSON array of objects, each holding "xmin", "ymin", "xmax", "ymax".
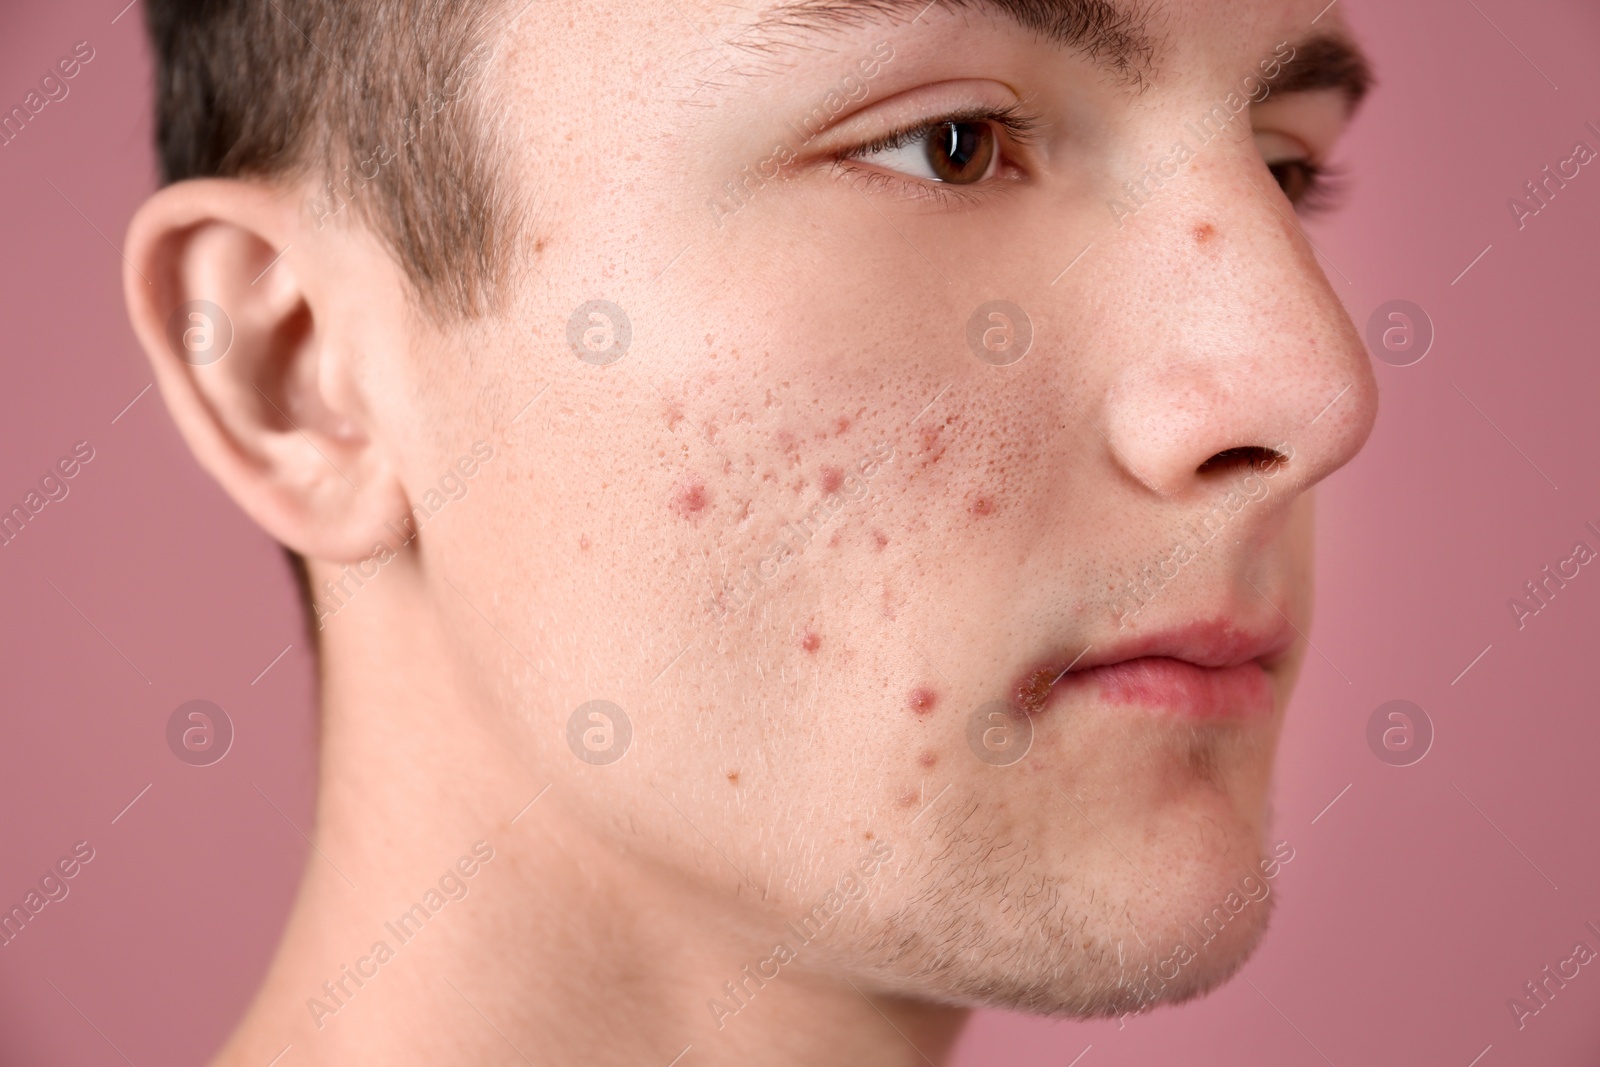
[
  {"xmin": 908, "ymin": 687, "xmax": 939, "ymax": 715},
  {"xmin": 800, "ymin": 630, "xmax": 821, "ymax": 653},
  {"xmin": 670, "ymin": 479, "xmax": 709, "ymax": 519}
]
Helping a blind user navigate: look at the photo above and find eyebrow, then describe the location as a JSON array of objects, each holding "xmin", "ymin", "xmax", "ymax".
[
  {"xmin": 1272, "ymin": 33, "xmax": 1376, "ymax": 113},
  {"xmin": 739, "ymin": 0, "xmax": 1161, "ymax": 85},
  {"xmin": 733, "ymin": 0, "xmax": 1376, "ymax": 110}
]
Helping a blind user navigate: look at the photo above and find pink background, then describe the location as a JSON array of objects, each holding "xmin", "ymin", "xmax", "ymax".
[{"xmin": 2, "ymin": 2, "xmax": 1598, "ymax": 1064}]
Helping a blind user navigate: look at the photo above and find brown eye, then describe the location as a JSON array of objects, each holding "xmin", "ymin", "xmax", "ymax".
[{"xmin": 927, "ymin": 121, "xmax": 997, "ymax": 183}]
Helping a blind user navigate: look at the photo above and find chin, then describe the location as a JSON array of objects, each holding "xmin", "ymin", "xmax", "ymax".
[
  {"xmin": 852, "ymin": 741, "xmax": 1291, "ymax": 1019},
  {"xmin": 856, "ymin": 836, "xmax": 1284, "ymax": 1019}
]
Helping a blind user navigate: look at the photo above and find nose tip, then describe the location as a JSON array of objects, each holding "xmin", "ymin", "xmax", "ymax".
[{"xmin": 1103, "ymin": 337, "xmax": 1377, "ymax": 501}]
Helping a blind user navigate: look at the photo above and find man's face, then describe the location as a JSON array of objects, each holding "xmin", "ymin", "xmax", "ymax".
[{"xmin": 356, "ymin": 0, "xmax": 1377, "ymax": 1016}]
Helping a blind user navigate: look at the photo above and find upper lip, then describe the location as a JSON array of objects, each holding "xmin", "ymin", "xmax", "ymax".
[{"xmin": 1010, "ymin": 613, "xmax": 1298, "ymax": 712}]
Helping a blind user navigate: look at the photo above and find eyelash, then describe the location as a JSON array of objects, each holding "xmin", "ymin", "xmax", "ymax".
[{"xmin": 832, "ymin": 103, "xmax": 1043, "ymax": 204}]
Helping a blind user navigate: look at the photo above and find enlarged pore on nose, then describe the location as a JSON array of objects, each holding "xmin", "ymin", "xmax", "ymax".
[{"xmin": 1195, "ymin": 446, "xmax": 1285, "ymax": 476}]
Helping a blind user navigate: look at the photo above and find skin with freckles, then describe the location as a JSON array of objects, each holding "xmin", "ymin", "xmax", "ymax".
[{"xmin": 122, "ymin": 0, "xmax": 1379, "ymax": 1064}]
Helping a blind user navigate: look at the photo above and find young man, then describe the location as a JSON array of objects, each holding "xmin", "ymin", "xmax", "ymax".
[{"xmin": 123, "ymin": 0, "xmax": 1378, "ymax": 1063}]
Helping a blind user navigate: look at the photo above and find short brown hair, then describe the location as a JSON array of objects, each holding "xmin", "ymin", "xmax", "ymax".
[{"xmin": 144, "ymin": 0, "xmax": 525, "ymax": 322}]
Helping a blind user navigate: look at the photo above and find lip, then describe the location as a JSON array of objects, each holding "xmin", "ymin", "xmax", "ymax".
[{"xmin": 1010, "ymin": 617, "xmax": 1298, "ymax": 722}]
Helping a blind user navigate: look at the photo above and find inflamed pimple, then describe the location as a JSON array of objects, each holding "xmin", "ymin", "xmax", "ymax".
[
  {"xmin": 969, "ymin": 496, "xmax": 994, "ymax": 517},
  {"xmin": 908, "ymin": 687, "xmax": 939, "ymax": 715},
  {"xmin": 800, "ymin": 631, "xmax": 821, "ymax": 654},
  {"xmin": 1195, "ymin": 221, "xmax": 1216, "ymax": 243},
  {"xmin": 917, "ymin": 751, "xmax": 938, "ymax": 768},
  {"xmin": 670, "ymin": 480, "xmax": 708, "ymax": 518},
  {"xmin": 820, "ymin": 466, "xmax": 845, "ymax": 494}
]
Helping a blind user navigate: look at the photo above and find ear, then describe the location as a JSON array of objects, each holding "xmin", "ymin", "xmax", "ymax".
[{"xmin": 122, "ymin": 179, "xmax": 408, "ymax": 563}]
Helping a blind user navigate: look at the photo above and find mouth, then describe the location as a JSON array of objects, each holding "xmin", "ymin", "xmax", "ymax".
[{"xmin": 1010, "ymin": 616, "xmax": 1297, "ymax": 723}]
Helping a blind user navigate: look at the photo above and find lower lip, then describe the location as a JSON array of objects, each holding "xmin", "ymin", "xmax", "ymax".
[{"xmin": 1055, "ymin": 657, "xmax": 1275, "ymax": 721}]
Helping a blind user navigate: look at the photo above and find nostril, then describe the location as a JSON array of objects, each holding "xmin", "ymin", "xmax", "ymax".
[{"xmin": 1196, "ymin": 446, "xmax": 1285, "ymax": 475}]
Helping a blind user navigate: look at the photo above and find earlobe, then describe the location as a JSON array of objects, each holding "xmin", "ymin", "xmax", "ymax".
[{"xmin": 122, "ymin": 178, "xmax": 409, "ymax": 564}]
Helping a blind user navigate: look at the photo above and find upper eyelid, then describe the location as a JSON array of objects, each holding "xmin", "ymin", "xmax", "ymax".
[
  {"xmin": 1251, "ymin": 126, "xmax": 1321, "ymax": 168},
  {"xmin": 801, "ymin": 79, "xmax": 1031, "ymax": 152},
  {"xmin": 842, "ymin": 105, "xmax": 1043, "ymax": 160}
]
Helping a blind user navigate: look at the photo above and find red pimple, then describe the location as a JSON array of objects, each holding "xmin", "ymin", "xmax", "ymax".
[
  {"xmin": 835, "ymin": 416, "xmax": 852, "ymax": 435},
  {"xmin": 873, "ymin": 530, "xmax": 889, "ymax": 551},
  {"xmin": 896, "ymin": 790, "xmax": 918, "ymax": 808},
  {"xmin": 969, "ymin": 496, "xmax": 994, "ymax": 517},
  {"xmin": 671, "ymin": 480, "xmax": 709, "ymax": 518},
  {"xmin": 579, "ymin": 535, "xmax": 591, "ymax": 551},
  {"xmin": 917, "ymin": 751, "xmax": 938, "ymax": 768},
  {"xmin": 801, "ymin": 631, "xmax": 821, "ymax": 653},
  {"xmin": 908, "ymin": 687, "xmax": 939, "ymax": 715},
  {"xmin": 821, "ymin": 466, "xmax": 845, "ymax": 494}
]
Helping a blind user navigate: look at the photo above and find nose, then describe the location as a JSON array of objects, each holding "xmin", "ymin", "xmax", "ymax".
[{"xmin": 1094, "ymin": 147, "xmax": 1378, "ymax": 502}]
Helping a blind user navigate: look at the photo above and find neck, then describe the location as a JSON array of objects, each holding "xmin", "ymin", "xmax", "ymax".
[{"xmin": 213, "ymin": 556, "xmax": 969, "ymax": 1066}]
